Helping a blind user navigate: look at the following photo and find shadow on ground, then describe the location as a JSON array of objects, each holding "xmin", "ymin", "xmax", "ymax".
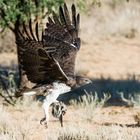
[
  {"xmin": 1, "ymin": 66, "xmax": 140, "ymax": 106},
  {"xmin": 58, "ymin": 77, "xmax": 140, "ymax": 106}
]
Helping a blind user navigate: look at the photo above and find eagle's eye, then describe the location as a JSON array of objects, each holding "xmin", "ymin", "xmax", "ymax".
[
  {"xmin": 84, "ymin": 79, "xmax": 92, "ymax": 84},
  {"xmin": 74, "ymin": 42, "xmax": 79, "ymax": 50}
]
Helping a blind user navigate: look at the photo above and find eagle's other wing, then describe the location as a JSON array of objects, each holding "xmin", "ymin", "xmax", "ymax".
[
  {"xmin": 43, "ymin": 3, "xmax": 80, "ymax": 77},
  {"xmin": 15, "ymin": 20, "xmax": 68, "ymax": 84}
]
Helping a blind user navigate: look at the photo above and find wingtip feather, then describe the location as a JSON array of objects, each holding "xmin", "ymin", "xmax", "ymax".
[
  {"xmin": 29, "ymin": 19, "xmax": 37, "ymax": 41},
  {"xmin": 35, "ymin": 22, "xmax": 40, "ymax": 41}
]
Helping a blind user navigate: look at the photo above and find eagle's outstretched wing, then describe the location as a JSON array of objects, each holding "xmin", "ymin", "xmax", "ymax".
[
  {"xmin": 15, "ymin": 3, "xmax": 80, "ymax": 85},
  {"xmin": 43, "ymin": 3, "xmax": 80, "ymax": 77},
  {"xmin": 15, "ymin": 20, "xmax": 68, "ymax": 84}
]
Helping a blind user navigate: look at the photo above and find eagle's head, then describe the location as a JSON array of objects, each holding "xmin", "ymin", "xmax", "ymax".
[
  {"xmin": 66, "ymin": 76, "xmax": 92, "ymax": 89},
  {"xmin": 75, "ymin": 76, "xmax": 92, "ymax": 88}
]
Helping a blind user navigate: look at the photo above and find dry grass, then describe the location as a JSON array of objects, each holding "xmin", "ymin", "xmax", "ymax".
[
  {"xmin": 0, "ymin": 97, "xmax": 140, "ymax": 140},
  {"xmin": 0, "ymin": 100, "xmax": 42, "ymax": 140},
  {"xmin": 69, "ymin": 92, "xmax": 111, "ymax": 122}
]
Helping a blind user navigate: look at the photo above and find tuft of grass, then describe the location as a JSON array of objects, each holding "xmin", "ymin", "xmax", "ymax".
[
  {"xmin": 70, "ymin": 91, "xmax": 110, "ymax": 121},
  {"xmin": 0, "ymin": 105, "xmax": 39, "ymax": 140},
  {"xmin": 58, "ymin": 131, "xmax": 89, "ymax": 140},
  {"xmin": 70, "ymin": 91, "xmax": 110, "ymax": 108},
  {"xmin": 91, "ymin": 125, "xmax": 140, "ymax": 140},
  {"xmin": 134, "ymin": 112, "xmax": 140, "ymax": 125},
  {"xmin": 133, "ymin": 94, "xmax": 140, "ymax": 107},
  {"xmin": 0, "ymin": 68, "xmax": 18, "ymax": 106}
]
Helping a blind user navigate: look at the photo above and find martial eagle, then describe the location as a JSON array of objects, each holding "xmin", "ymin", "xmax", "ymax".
[{"xmin": 15, "ymin": 3, "xmax": 91, "ymax": 127}]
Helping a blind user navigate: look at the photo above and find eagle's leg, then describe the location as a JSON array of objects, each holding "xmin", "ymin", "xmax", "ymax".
[
  {"xmin": 59, "ymin": 103, "xmax": 67, "ymax": 127},
  {"xmin": 40, "ymin": 117, "xmax": 46, "ymax": 124},
  {"xmin": 40, "ymin": 99, "xmax": 50, "ymax": 128},
  {"xmin": 40, "ymin": 100, "xmax": 60, "ymax": 128},
  {"xmin": 59, "ymin": 114, "xmax": 63, "ymax": 127}
]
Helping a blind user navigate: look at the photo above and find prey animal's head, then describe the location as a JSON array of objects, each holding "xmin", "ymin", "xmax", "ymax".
[{"xmin": 52, "ymin": 102, "xmax": 67, "ymax": 118}]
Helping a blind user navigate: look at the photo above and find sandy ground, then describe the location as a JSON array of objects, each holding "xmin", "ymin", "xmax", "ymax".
[
  {"xmin": 76, "ymin": 37, "xmax": 140, "ymax": 79},
  {"xmin": 1, "ymin": 104, "xmax": 139, "ymax": 140}
]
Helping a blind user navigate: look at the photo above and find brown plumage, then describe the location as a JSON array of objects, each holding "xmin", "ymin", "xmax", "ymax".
[{"xmin": 15, "ymin": 3, "xmax": 91, "ymax": 90}]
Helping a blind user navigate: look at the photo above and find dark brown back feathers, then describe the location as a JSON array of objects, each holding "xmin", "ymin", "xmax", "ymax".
[
  {"xmin": 15, "ymin": 3, "xmax": 81, "ymax": 85},
  {"xmin": 43, "ymin": 3, "xmax": 80, "ymax": 77}
]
